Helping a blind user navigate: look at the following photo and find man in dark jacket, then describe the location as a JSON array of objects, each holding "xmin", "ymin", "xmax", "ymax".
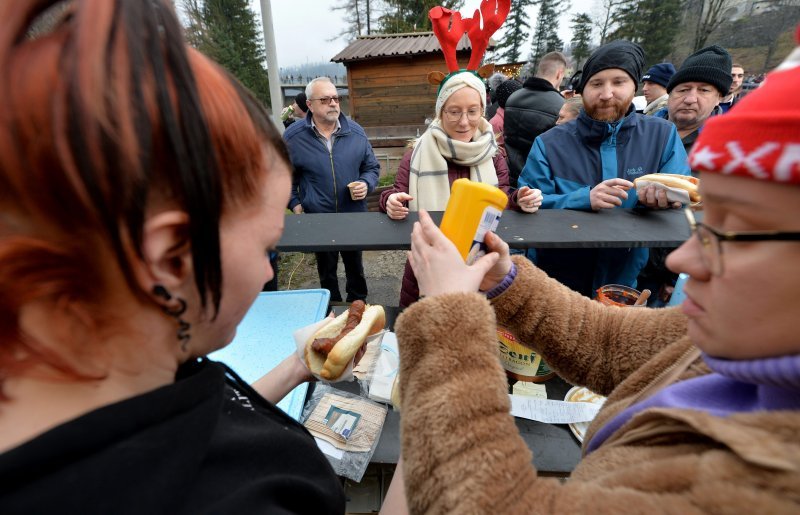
[
  {"xmin": 284, "ymin": 77, "xmax": 380, "ymax": 302},
  {"xmin": 503, "ymin": 51, "xmax": 567, "ymax": 187},
  {"xmin": 653, "ymin": 45, "xmax": 732, "ymax": 155}
]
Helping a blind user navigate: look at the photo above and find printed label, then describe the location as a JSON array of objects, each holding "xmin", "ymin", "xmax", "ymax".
[
  {"xmin": 465, "ymin": 206, "xmax": 502, "ymax": 265},
  {"xmin": 324, "ymin": 405, "xmax": 361, "ymax": 440}
]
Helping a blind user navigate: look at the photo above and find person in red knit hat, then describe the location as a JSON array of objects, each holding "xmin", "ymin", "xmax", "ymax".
[{"xmin": 389, "ymin": 27, "xmax": 800, "ymax": 513}]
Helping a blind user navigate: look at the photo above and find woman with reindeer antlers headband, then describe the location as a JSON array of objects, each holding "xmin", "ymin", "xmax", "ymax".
[{"xmin": 379, "ymin": 0, "xmax": 541, "ymax": 308}]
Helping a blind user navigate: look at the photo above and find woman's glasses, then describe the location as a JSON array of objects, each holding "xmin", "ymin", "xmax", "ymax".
[
  {"xmin": 442, "ymin": 109, "xmax": 482, "ymax": 123},
  {"xmin": 684, "ymin": 208, "xmax": 800, "ymax": 275}
]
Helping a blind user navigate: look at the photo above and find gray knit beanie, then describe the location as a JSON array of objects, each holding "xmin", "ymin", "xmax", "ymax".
[{"xmin": 667, "ymin": 45, "xmax": 733, "ymax": 95}]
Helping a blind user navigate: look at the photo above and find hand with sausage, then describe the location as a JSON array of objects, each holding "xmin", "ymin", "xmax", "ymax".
[
  {"xmin": 409, "ymin": 210, "xmax": 511, "ymax": 298},
  {"xmin": 517, "ymin": 186, "xmax": 543, "ymax": 213},
  {"xmin": 590, "ymin": 178, "xmax": 634, "ymax": 210},
  {"xmin": 386, "ymin": 192, "xmax": 414, "ymax": 220}
]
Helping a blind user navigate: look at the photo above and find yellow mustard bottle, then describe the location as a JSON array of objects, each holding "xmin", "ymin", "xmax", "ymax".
[{"xmin": 439, "ymin": 178, "xmax": 508, "ymax": 264}]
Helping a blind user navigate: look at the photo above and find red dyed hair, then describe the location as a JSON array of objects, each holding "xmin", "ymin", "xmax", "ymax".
[{"xmin": 0, "ymin": 1, "xmax": 287, "ymax": 392}]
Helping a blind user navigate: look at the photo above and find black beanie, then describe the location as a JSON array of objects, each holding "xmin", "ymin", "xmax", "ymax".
[
  {"xmin": 495, "ymin": 79, "xmax": 522, "ymax": 109},
  {"xmin": 577, "ymin": 40, "xmax": 645, "ymax": 94},
  {"xmin": 667, "ymin": 45, "xmax": 733, "ymax": 95},
  {"xmin": 295, "ymin": 92, "xmax": 308, "ymax": 113}
]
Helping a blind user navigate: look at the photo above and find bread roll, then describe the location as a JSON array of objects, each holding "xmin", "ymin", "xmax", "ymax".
[{"xmin": 305, "ymin": 304, "xmax": 386, "ymax": 380}]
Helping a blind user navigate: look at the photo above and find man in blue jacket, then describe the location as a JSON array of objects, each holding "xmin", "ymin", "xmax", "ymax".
[
  {"xmin": 284, "ymin": 77, "xmax": 380, "ymax": 302},
  {"xmin": 517, "ymin": 41, "xmax": 691, "ymax": 297}
]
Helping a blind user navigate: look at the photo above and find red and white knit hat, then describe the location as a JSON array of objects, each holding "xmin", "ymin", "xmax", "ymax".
[{"xmin": 689, "ymin": 26, "xmax": 800, "ymax": 184}]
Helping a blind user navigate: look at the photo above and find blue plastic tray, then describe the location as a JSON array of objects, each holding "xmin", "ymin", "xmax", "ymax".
[{"xmin": 208, "ymin": 289, "xmax": 330, "ymax": 420}]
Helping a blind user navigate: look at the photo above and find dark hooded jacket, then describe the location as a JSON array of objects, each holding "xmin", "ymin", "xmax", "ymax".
[{"xmin": 503, "ymin": 77, "xmax": 564, "ymax": 186}]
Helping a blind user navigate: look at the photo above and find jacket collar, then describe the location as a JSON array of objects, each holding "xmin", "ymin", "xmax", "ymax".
[
  {"xmin": 521, "ymin": 76, "xmax": 559, "ymax": 93},
  {"xmin": 304, "ymin": 111, "xmax": 351, "ymax": 134},
  {"xmin": 576, "ymin": 104, "xmax": 637, "ymax": 144}
]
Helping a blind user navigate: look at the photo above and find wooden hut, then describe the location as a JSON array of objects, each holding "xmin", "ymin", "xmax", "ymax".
[{"xmin": 331, "ymin": 32, "xmax": 482, "ymax": 128}]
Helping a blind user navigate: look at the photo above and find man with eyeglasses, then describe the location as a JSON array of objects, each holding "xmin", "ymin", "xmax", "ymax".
[
  {"xmin": 516, "ymin": 40, "xmax": 690, "ymax": 298},
  {"xmin": 284, "ymin": 77, "xmax": 380, "ymax": 303}
]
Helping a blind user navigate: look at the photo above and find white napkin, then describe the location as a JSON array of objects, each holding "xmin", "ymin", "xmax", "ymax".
[
  {"xmin": 634, "ymin": 179, "xmax": 691, "ymax": 205},
  {"xmin": 294, "ymin": 317, "xmax": 356, "ymax": 382},
  {"xmin": 294, "ymin": 317, "xmax": 386, "ymax": 383},
  {"xmin": 368, "ymin": 332, "xmax": 399, "ymax": 404}
]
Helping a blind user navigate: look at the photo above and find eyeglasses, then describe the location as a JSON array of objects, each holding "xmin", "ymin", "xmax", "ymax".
[
  {"xmin": 442, "ymin": 109, "xmax": 482, "ymax": 122},
  {"xmin": 311, "ymin": 96, "xmax": 340, "ymax": 104},
  {"xmin": 684, "ymin": 208, "xmax": 800, "ymax": 276}
]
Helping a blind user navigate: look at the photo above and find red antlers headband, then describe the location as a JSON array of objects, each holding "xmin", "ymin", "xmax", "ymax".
[{"xmin": 428, "ymin": 0, "xmax": 510, "ymax": 90}]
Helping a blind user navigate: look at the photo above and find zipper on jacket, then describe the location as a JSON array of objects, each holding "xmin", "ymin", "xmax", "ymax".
[{"xmin": 329, "ymin": 149, "xmax": 338, "ymax": 212}]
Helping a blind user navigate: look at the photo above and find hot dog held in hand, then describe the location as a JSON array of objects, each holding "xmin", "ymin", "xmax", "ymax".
[
  {"xmin": 634, "ymin": 173, "xmax": 701, "ymax": 207},
  {"xmin": 304, "ymin": 301, "xmax": 386, "ymax": 381}
]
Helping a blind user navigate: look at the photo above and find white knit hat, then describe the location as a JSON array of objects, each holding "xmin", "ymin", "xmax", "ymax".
[{"xmin": 435, "ymin": 72, "xmax": 487, "ymax": 120}]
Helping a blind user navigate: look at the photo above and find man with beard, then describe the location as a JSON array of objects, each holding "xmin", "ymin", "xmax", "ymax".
[
  {"xmin": 516, "ymin": 41, "xmax": 690, "ymax": 297},
  {"xmin": 284, "ymin": 77, "xmax": 380, "ymax": 303}
]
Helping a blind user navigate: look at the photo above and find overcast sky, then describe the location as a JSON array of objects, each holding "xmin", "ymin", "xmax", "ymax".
[{"xmin": 255, "ymin": 0, "xmax": 597, "ymax": 69}]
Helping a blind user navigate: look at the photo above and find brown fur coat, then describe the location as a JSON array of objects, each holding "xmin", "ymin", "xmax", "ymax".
[{"xmin": 395, "ymin": 256, "xmax": 800, "ymax": 514}]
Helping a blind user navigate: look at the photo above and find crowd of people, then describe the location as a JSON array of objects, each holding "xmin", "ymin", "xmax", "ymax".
[{"xmin": 2, "ymin": 0, "xmax": 798, "ymax": 513}]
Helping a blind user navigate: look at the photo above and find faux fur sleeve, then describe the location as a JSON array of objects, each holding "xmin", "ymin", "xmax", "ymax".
[
  {"xmin": 395, "ymin": 292, "xmax": 548, "ymax": 513},
  {"xmin": 492, "ymin": 256, "xmax": 689, "ymax": 396}
]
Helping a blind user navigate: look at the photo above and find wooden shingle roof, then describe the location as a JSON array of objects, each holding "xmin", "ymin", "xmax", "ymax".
[{"xmin": 331, "ymin": 32, "xmax": 475, "ymax": 63}]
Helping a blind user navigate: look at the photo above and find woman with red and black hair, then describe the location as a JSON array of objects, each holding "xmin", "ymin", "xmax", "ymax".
[{"xmin": 0, "ymin": 1, "xmax": 346, "ymax": 511}]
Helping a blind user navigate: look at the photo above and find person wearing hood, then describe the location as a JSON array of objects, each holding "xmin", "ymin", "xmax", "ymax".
[{"xmin": 516, "ymin": 40, "xmax": 690, "ymax": 297}]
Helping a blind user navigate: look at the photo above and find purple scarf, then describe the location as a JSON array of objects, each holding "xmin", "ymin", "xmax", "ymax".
[{"xmin": 586, "ymin": 352, "xmax": 800, "ymax": 454}]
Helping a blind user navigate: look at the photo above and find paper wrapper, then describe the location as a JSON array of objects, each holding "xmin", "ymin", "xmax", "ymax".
[
  {"xmin": 634, "ymin": 179, "xmax": 692, "ymax": 205},
  {"xmin": 294, "ymin": 317, "xmax": 386, "ymax": 383}
]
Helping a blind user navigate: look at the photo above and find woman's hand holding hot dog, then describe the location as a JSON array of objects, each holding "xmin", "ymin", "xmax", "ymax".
[
  {"xmin": 590, "ymin": 178, "xmax": 634, "ymax": 210},
  {"xmin": 386, "ymin": 192, "xmax": 414, "ymax": 220},
  {"xmin": 517, "ymin": 186, "xmax": 543, "ymax": 213},
  {"xmin": 409, "ymin": 210, "xmax": 512, "ymax": 298}
]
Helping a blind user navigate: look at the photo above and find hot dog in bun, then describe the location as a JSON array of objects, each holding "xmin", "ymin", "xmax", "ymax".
[
  {"xmin": 633, "ymin": 173, "xmax": 701, "ymax": 203},
  {"xmin": 305, "ymin": 300, "xmax": 386, "ymax": 380}
]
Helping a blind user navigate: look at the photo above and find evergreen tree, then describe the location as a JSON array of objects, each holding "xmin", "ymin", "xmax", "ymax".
[
  {"xmin": 529, "ymin": 0, "xmax": 568, "ymax": 69},
  {"xmin": 610, "ymin": 0, "xmax": 682, "ymax": 66},
  {"xmin": 570, "ymin": 12, "xmax": 593, "ymax": 67},
  {"xmin": 181, "ymin": 0, "xmax": 270, "ymax": 104},
  {"xmin": 493, "ymin": 0, "xmax": 537, "ymax": 63},
  {"xmin": 379, "ymin": 0, "xmax": 463, "ymax": 33}
]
